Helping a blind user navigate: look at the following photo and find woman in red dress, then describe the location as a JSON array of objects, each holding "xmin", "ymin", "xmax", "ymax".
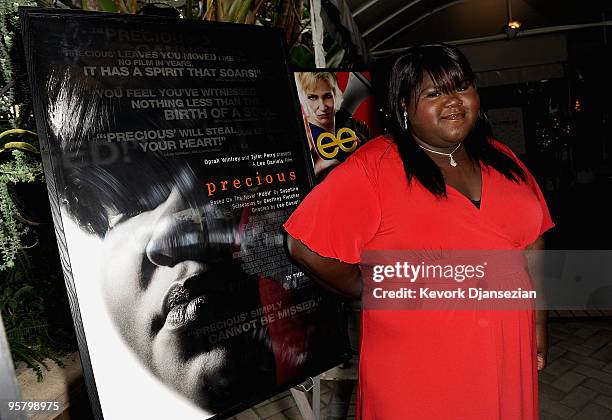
[{"xmin": 284, "ymin": 43, "xmax": 553, "ymax": 419}]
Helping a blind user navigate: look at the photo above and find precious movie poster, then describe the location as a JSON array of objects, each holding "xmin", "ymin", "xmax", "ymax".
[
  {"xmin": 22, "ymin": 9, "xmax": 349, "ymax": 419},
  {"xmin": 293, "ymin": 70, "xmax": 380, "ymax": 179}
]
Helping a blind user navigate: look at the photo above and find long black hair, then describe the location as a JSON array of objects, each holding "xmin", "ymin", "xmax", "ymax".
[{"xmin": 388, "ymin": 43, "xmax": 526, "ymax": 197}]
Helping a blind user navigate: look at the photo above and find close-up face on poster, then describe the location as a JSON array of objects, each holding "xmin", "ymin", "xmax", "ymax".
[
  {"xmin": 293, "ymin": 71, "xmax": 380, "ymax": 179},
  {"xmin": 21, "ymin": 9, "xmax": 348, "ymax": 419}
]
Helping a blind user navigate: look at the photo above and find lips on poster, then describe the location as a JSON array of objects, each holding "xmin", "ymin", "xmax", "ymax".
[
  {"xmin": 293, "ymin": 71, "xmax": 380, "ymax": 179},
  {"xmin": 22, "ymin": 10, "xmax": 348, "ymax": 419}
]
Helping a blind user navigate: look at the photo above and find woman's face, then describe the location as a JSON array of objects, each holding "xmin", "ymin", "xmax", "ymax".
[
  {"xmin": 304, "ymin": 79, "xmax": 336, "ymax": 131},
  {"xmin": 99, "ymin": 178, "xmax": 270, "ymax": 411},
  {"xmin": 407, "ymin": 72, "xmax": 480, "ymax": 148}
]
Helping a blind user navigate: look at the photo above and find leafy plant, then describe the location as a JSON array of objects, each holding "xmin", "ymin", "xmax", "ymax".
[
  {"xmin": 1, "ymin": 253, "xmax": 68, "ymax": 381},
  {"xmin": 1, "ymin": 0, "xmax": 37, "ymax": 131},
  {"xmin": 0, "ymin": 142, "xmax": 42, "ymax": 270},
  {"xmin": 0, "ymin": 134, "xmax": 75, "ymax": 380}
]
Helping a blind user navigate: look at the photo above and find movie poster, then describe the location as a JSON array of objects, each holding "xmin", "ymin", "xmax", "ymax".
[
  {"xmin": 22, "ymin": 9, "xmax": 348, "ymax": 419},
  {"xmin": 293, "ymin": 71, "xmax": 380, "ymax": 179}
]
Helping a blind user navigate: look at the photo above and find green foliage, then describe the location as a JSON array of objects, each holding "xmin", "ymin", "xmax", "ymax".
[
  {"xmin": 289, "ymin": 38, "xmax": 348, "ymax": 69},
  {"xmin": 98, "ymin": 0, "xmax": 118, "ymax": 13},
  {"xmin": 324, "ymin": 42, "xmax": 345, "ymax": 68},
  {"xmin": 0, "ymin": 143, "xmax": 72, "ymax": 381},
  {"xmin": 0, "ymin": 149, "xmax": 42, "ymax": 270},
  {"xmin": 0, "ymin": 1, "xmax": 74, "ymax": 382},
  {"xmin": 0, "ymin": 0, "xmax": 37, "ymax": 128},
  {"xmin": 1, "ymin": 255, "xmax": 68, "ymax": 381},
  {"xmin": 286, "ymin": 1, "xmax": 350, "ymax": 69}
]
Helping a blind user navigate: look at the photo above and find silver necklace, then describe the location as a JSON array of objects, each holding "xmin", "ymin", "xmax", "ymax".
[{"xmin": 417, "ymin": 142, "xmax": 462, "ymax": 167}]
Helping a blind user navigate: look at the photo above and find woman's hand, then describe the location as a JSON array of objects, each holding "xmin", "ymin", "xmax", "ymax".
[
  {"xmin": 536, "ymin": 314, "xmax": 548, "ymax": 371},
  {"xmin": 528, "ymin": 236, "xmax": 548, "ymax": 371}
]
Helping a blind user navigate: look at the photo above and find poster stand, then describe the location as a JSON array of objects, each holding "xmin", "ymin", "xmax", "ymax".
[
  {"xmin": 289, "ymin": 356, "xmax": 360, "ymax": 420},
  {"xmin": 20, "ymin": 8, "xmax": 350, "ymax": 419},
  {"xmin": 290, "ymin": 375, "xmax": 321, "ymax": 420}
]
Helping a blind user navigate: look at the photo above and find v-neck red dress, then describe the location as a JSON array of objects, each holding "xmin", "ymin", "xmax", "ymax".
[{"xmin": 284, "ymin": 137, "xmax": 554, "ymax": 420}]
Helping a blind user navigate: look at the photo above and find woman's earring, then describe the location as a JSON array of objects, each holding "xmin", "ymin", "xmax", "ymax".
[{"xmin": 403, "ymin": 109, "xmax": 408, "ymax": 130}]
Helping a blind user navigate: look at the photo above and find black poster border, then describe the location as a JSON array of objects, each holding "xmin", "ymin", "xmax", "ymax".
[{"xmin": 20, "ymin": 8, "xmax": 337, "ymax": 420}]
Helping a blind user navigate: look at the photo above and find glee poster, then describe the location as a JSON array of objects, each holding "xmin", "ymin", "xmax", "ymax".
[
  {"xmin": 22, "ymin": 9, "xmax": 348, "ymax": 419},
  {"xmin": 293, "ymin": 71, "xmax": 380, "ymax": 179}
]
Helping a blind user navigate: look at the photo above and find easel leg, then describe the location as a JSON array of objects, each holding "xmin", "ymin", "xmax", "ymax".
[
  {"xmin": 290, "ymin": 375, "xmax": 321, "ymax": 420},
  {"xmin": 313, "ymin": 376, "xmax": 321, "ymax": 420},
  {"xmin": 290, "ymin": 387, "xmax": 315, "ymax": 420}
]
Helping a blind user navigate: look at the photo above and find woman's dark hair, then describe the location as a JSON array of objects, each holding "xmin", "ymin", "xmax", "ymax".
[{"xmin": 388, "ymin": 42, "xmax": 526, "ymax": 197}]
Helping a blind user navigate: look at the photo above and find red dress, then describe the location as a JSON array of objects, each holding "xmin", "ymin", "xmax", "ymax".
[{"xmin": 284, "ymin": 137, "xmax": 554, "ymax": 420}]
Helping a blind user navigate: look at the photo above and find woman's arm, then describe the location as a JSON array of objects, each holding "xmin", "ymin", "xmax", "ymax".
[{"xmin": 286, "ymin": 234, "xmax": 361, "ymax": 299}]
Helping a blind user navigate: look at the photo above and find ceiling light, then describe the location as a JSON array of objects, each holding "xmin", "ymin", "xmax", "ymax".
[
  {"xmin": 504, "ymin": 0, "xmax": 522, "ymax": 39},
  {"xmin": 508, "ymin": 20, "xmax": 521, "ymax": 30}
]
